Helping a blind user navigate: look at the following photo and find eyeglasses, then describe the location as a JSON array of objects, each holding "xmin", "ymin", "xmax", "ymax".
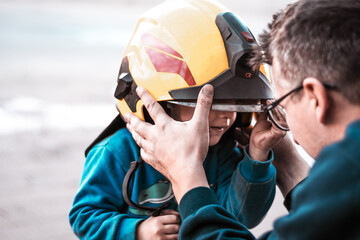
[{"xmin": 263, "ymin": 83, "xmax": 336, "ymax": 131}]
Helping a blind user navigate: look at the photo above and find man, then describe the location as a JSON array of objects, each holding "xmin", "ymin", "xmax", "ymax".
[{"xmin": 125, "ymin": 0, "xmax": 360, "ymax": 239}]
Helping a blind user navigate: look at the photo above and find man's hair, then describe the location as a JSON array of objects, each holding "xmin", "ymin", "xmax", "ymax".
[{"xmin": 252, "ymin": 0, "xmax": 360, "ymax": 104}]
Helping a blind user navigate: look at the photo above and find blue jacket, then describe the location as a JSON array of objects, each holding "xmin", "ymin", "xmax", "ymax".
[
  {"xmin": 69, "ymin": 128, "xmax": 276, "ymax": 239},
  {"xmin": 178, "ymin": 120, "xmax": 360, "ymax": 239}
]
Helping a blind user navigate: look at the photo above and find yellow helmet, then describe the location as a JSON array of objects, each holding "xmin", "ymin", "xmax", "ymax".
[{"xmin": 115, "ymin": 0, "xmax": 273, "ymax": 121}]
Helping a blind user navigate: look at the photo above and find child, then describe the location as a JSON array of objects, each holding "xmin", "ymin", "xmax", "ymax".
[{"xmin": 69, "ymin": 0, "xmax": 282, "ymax": 239}]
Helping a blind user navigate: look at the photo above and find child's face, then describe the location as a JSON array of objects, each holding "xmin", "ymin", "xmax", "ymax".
[{"xmin": 170, "ymin": 105, "xmax": 237, "ymax": 146}]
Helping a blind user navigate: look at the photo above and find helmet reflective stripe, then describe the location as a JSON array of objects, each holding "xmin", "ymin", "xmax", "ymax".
[
  {"xmin": 142, "ymin": 34, "xmax": 196, "ymax": 86},
  {"xmin": 142, "ymin": 33, "xmax": 182, "ymax": 58}
]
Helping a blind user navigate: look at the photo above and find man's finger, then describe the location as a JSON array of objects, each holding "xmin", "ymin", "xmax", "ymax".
[
  {"xmin": 136, "ymin": 87, "xmax": 170, "ymax": 124},
  {"xmin": 128, "ymin": 126, "xmax": 152, "ymax": 152},
  {"xmin": 139, "ymin": 138, "xmax": 153, "ymax": 153},
  {"xmin": 140, "ymin": 148, "xmax": 153, "ymax": 163},
  {"xmin": 126, "ymin": 123, "xmax": 143, "ymax": 146},
  {"xmin": 192, "ymin": 84, "xmax": 214, "ymax": 125},
  {"xmin": 257, "ymin": 112, "xmax": 268, "ymax": 121},
  {"xmin": 125, "ymin": 112, "xmax": 152, "ymax": 140}
]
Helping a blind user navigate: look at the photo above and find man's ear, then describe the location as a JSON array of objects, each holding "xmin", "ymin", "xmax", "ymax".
[{"xmin": 303, "ymin": 78, "xmax": 330, "ymax": 124}]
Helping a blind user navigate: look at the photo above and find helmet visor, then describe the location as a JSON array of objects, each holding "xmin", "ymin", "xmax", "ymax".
[{"xmin": 167, "ymin": 99, "xmax": 267, "ymax": 113}]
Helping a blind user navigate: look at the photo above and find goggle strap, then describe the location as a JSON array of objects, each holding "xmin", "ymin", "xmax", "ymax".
[{"xmin": 122, "ymin": 157, "xmax": 171, "ymax": 216}]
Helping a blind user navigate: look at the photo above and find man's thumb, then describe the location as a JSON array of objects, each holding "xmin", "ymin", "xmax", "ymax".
[{"xmin": 192, "ymin": 84, "xmax": 214, "ymax": 125}]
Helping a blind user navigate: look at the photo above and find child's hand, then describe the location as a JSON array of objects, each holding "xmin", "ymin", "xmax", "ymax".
[
  {"xmin": 136, "ymin": 209, "xmax": 181, "ymax": 240},
  {"xmin": 249, "ymin": 112, "xmax": 286, "ymax": 162},
  {"xmin": 233, "ymin": 126, "xmax": 252, "ymax": 149}
]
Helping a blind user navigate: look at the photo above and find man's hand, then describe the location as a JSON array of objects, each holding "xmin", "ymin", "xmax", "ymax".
[
  {"xmin": 136, "ymin": 209, "xmax": 181, "ymax": 240},
  {"xmin": 272, "ymin": 134, "xmax": 310, "ymax": 197},
  {"xmin": 125, "ymin": 85, "xmax": 214, "ymax": 202}
]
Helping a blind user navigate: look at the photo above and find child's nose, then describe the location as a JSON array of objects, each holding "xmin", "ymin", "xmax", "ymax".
[{"xmin": 215, "ymin": 110, "xmax": 235, "ymax": 119}]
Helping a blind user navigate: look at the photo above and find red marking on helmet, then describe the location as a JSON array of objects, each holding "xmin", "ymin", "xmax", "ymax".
[
  {"xmin": 142, "ymin": 34, "xmax": 183, "ymax": 59},
  {"xmin": 144, "ymin": 47, "xmax": 196, "ymax": 86},
  {"xmin": 241, "ymin": 31, "xmax": 255, "ymax": 43}
]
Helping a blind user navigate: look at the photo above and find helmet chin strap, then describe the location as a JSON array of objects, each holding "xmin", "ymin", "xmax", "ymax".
[{"xmin": 122, "ymin": 156, "xmax": 172, "ymax": 216}]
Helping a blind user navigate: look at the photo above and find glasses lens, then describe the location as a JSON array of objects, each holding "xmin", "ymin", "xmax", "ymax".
[{"xmin": 268, "ymin": 105, "xmax": 289, "ymax": 131}]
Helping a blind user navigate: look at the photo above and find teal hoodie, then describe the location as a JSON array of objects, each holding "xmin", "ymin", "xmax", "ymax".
[
  {"xmin": 178, "ymin": 120, "xmax": 360, "ymax": 239},
  {"xmin": 69, "ymin": 128, "xmax": 276, "ymax": 240}
]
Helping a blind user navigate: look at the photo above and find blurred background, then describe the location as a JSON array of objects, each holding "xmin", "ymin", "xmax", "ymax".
[{"xmin": 0, "ymin": 0, "xmax": 305, "ymax": 239}]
